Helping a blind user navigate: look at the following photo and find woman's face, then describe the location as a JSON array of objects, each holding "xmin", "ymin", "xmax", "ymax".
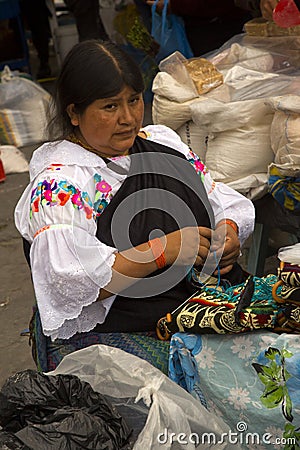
[{"xmin": 69, "ymin": 85, "xmax": 144, "ymax": 157}]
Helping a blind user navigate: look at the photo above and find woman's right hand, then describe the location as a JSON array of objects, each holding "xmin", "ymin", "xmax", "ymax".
[
  {"xmin": 146, "ymin": 0, "xmax": 171, "ymax": 13},
  {"xmin": 99, "ymin": 226, "xmax": 212, "ymax": 300},
  {"xmin": 260, "ymin": 0, "xmax": 278, "ymax": 20},
  {"xmin": 164, "ymin": 226, "xmax": 212, "ymax": 267}
]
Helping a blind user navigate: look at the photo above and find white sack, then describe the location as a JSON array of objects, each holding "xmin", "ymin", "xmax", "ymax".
[
  {"xmin": 152, "ymin": 72, "xmax": 199, "ymax": 129},
  {"xmin": 0, "ymin": 145, "xmax": 29, "ymax": 174},
  {"xmin": 267, "ymin": 95, "xmax": 300, "ymax": 166},
  {"xmin": 175, "ymin": 121, "xmax": 207, "ymax": 161},
  {"xmin": 226, "ymin": 173, "xmax": 269, "ymax": 200},
  {"xmin": 190, "ymin": 98, "xmax": 274, "ymax": 183}
]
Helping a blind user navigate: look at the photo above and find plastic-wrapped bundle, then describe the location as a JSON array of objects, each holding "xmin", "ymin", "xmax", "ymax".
[{"xmin": 0, "ymin": 66, "xmax": 51, "ymax": 147}]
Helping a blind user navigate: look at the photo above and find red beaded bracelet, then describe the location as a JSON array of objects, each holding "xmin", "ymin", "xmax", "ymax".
[
  {"xmin": 217, "ymin": 219, "xmax": 239, "ymax": 234},
  {"xmin": 148, "ymin": 238, "xmax": 167, "ymax": 269}
]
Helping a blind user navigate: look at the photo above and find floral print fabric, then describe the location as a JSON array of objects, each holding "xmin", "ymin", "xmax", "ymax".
[{"xmin": 169, "ymin": 331, "xmax": 300, "ymax": 449}]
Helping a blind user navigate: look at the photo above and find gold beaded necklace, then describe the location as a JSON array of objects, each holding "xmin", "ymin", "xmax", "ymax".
[{"xmin": 67, "ymin": 133, "xmax": 129, "ymax": 158}]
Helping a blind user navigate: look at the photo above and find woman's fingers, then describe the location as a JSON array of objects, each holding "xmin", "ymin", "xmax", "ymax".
[
  {"xmin": 165, "ymin": 226, "xmax": 212, "ymax": 266},
  {"xmin": 260, "ymin": 0, "xmax": 277, "ymax": 20},
  {"xmin": 214, "ymin": 264, "xmax": 234, "ymax": 276},
  {"xmin": 146, "ymin": 0, "xmax": 165, "ymax": 13}
]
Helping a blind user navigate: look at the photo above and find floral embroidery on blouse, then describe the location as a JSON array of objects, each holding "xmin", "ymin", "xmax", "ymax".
[
  {"xmin": 94, "ymin": 174, "xmax": 113, "ymax": 217},
  {"xmin": 30, "ymin": 179, "xmax": 94, "ymax": 220},
  {"xmin": 30, "ymin": 174, "xmax": 114, "ymax": 221},
  {"xmin": 46, "ymin": 164, "xmax": 64, "ymax": 171},
  {"xmin": 186, "ymin": 149, "xmax": 207, "ymax": 182}
]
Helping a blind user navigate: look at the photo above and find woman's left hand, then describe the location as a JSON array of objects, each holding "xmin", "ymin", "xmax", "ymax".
[{"xmin": 210, "ymin": 222, "xmax": 241, "ymax": 276}]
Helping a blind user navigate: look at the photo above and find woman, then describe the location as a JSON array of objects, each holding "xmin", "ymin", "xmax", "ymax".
[{"xmin": 15, "ymin": 40, "xmax": 255, "ymax": 373}]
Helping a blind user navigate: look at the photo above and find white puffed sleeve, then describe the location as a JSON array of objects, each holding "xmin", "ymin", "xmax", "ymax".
[
  {"xmin": 142, "ymin": 124, "xmax": 255, "ymax": 245},
  {"xmin": 15, "ymin": 163, "xmax": 120, "ymax": 340}
]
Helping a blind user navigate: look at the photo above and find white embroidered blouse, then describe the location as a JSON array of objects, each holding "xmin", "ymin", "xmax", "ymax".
[{"xmin": 15, "ymin": 125, "xmax": 255, "ymax": 340}]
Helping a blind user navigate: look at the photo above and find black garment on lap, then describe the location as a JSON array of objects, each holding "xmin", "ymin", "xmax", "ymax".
[{"xmin": 94, "ymin": 136, "xmax": 237, "ymax": 333}]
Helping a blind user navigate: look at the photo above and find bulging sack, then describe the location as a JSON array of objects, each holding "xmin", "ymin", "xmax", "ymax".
[
  {"xmin": 0, "ymin": 66, "xmax": 51, "ymax": 147},
  {"xmin": 49, "ymin": 344, "xmax": 236, "ymax": 449}
]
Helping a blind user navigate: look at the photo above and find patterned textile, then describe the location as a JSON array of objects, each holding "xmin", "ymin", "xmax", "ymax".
[
  {"xmin": 31, "ymin": 308, "xmax": 170, "ymax": 374},
  {"xmin": 158, "ymin": 275, "xmax": 282, "ymax": 338},
  {"xmin": 268, "ymin": 165, "xmax": 300, "ymax": 212},
  {"xmin": 169, "ymin": 331, "xmax": 300, "ymax": 449},
  {"xmin": 273, "ymin": 261, "xmax": 300, "ymax": 304}
]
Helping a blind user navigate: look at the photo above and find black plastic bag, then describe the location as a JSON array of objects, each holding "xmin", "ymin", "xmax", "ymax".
[
  {"xmin": 106, "ymin": 397, "xmax": 149, "ymax": 444},
  {"xmin": 0, "ymin": 431, "xmax": 30, "ymax": 449},
  {"xmin": 0, "ymin": 369, "xmax": 132, "ymax": 449}
]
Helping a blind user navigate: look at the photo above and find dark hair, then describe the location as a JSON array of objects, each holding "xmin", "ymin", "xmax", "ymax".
[{"xmin": 47, "ymin": 39, "xmax": 145, "ymax": 140}]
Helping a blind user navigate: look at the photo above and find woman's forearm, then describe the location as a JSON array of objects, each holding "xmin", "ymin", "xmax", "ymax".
[
  {"xmin": 98, "ymin": 242, "xmax": 158, "ymax": 300},
  {"xmin": 98, "ymin": 226, "xmax": 212, "ymax": 300}
]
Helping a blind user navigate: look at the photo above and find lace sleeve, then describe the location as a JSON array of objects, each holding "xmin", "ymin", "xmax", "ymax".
[
  {"xmin": 31, "ymin": 226, "xmax": 116, "ymax": 340},
  {"xmin": 15, "ymin": 166, "xmax": 118, "ymax": 340}
]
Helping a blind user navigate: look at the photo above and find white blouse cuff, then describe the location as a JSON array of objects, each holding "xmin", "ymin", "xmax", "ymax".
[{"xmin": 30, "ymin": 226, "xmax": 117, "ymax": 339}]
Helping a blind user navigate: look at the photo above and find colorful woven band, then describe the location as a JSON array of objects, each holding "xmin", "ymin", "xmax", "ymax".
[
  {"xmin": 34, "ymin": 224, "xmax": 73, "ymax": 239},
  {"xmin": 148, "ymin": 238, "xmax": 167, "ymax": 269},
  {"xmin": 217, "ymin": 219, "xmax": 239, "ymax": 235}
]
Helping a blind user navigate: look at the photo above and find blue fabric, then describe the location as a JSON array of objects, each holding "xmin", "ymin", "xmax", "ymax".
[
  {"xmin": 169, "ymin": 333, "xmax": 207, "ymax": 407},
  {"xmin": 32, "ymin": 308, "xmax": 170, "ymax": 374},
  {"xmin": 151, "ymin": 0, "xmax": 193, "ymax": 62},
  {"xmin": 47, "ymin": 331, "xmax": 170, "ymax": 374},
  {"xmin": 120, "ymin": 43, "xmax": 156, "ymax": 104},
  {"xmin": 169, "ymin": 331, "xmax": 300, "ymax": 448}
]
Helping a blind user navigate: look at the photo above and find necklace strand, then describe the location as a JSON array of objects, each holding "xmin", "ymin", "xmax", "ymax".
[{"xmin": 67, "ymin": 133, "xmax": 129, "ymax": 158}]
